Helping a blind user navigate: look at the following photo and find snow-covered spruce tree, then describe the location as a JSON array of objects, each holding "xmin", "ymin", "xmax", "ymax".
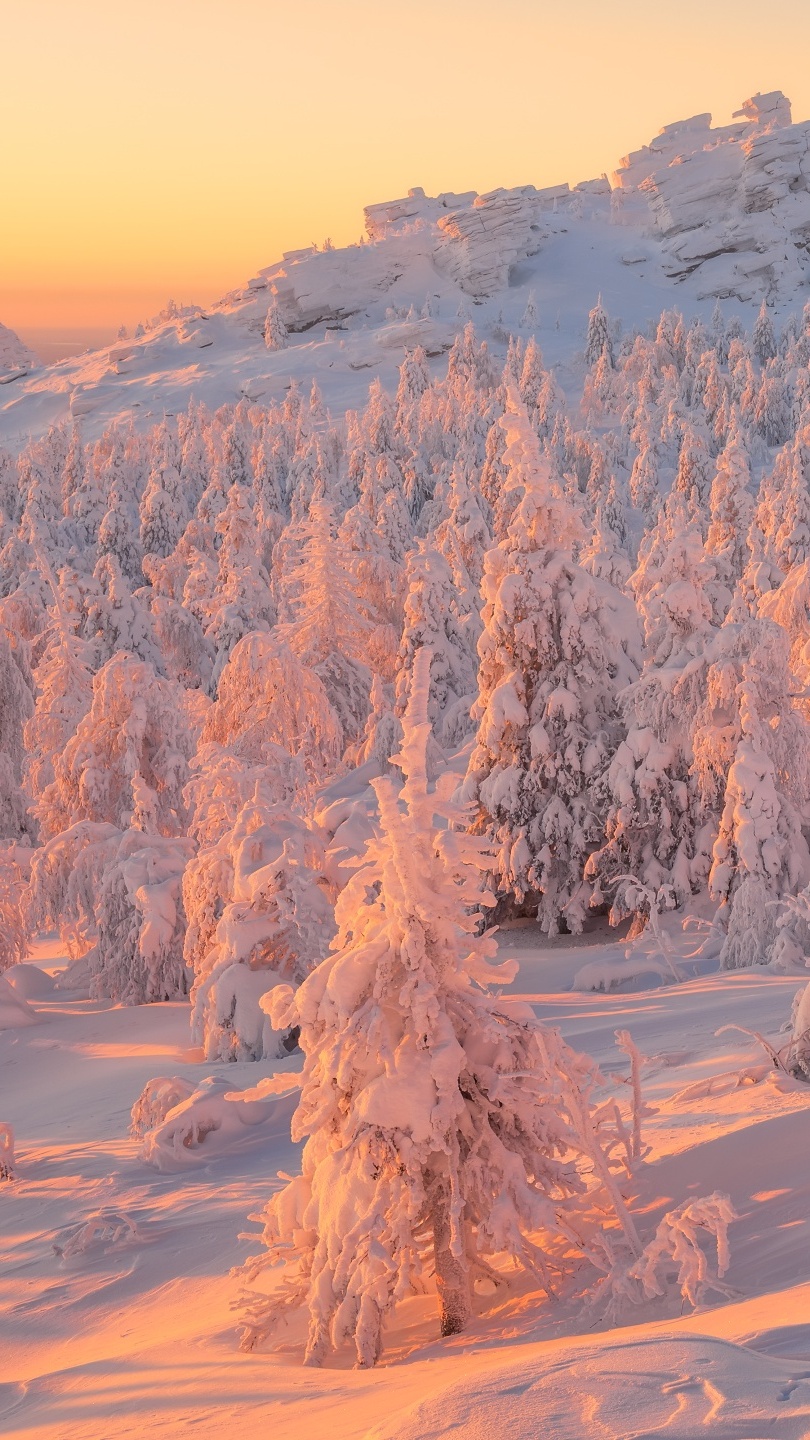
[
  {"xmin": 580, "ymin": 502, "xmax": 632, "ymax": 591},
  {"xmin": 181, "ymin": 737, "xmax": 308, "ymax": 991},
  {"xmin": 92, "ymin": 829, "xmax": 193, "ymax": 1004},
  {"xmin": 705, "ymin": 415, "xmax": 754, "ymax": 624},
  {"xmin": 773, "ymin": 425, "xmax": 810, "ymax": 575},
  {"xmin": 26, "ymin": 647, "xmax": 196, "ymax": 996},
  {"xmin": 96, "ymin": 429, "xmax": 144, "ymax": 585},
  {"xmin": 586, "ymin": 493, "xmax": 718, "ymax": 930},
  {"xmin": 0, "ymin": 626, "xmax": 35, "ymax": 842},
  {"xmin": 752, "ymin": 299, "xmax": 777, "ymax": 366},
  {"xmin": 205, "ymin": 482, "xmax": 276, "ymax": 684},
  {"xmin": 240, "ymin": 648, "xmax": 679, "ymax": 1364},
  {"xmin": 37, "ymin": 650, "xmax": 192, "ymax": 841},
  {"xmin": 521, "ymin": 288, "xmax": 538, "ymax": 330},
  {"xmin": 264, "ymin": 298, "xmax": 288, "ymax": 352},
  {"xmin": 139, "ymin": 447, "xmax": 186, "ymax": 559},
  {"xmin": 395, "ymin": 542, "xmax": 477, "ymax": 746},
  {"xmin": 628, "ymin": 440, "xmax": 661, "ymax": 525},
  {"xmin": 701, "ymin": 618, "xmax": 810, "ymax": 969},
  {"xmin": 202, "ymin": 630, "xmax": 342, "ymax": 783},
  {"xmin": 0, "ymin": 848, "xmax": 27, "ymax": 972},
  {"xmin": 462, "ymin": 389, "xmax": 637, "ymax": 933},
  {"xmin": 346, "ymin": 671, "xmax": 401, "ymax": 771},
  {"xmin": 280, "ymin": 497, "xmax": 375, "ymax": 746},
  {"xmin": 88, "ymin": 554, "xmax": 163, "ymax": 671},
  {"xmin": 674, "ymin": 425, "xmax": 713, "ymax": 521},
  {"xmin": 23, "ymin": 588, "xmax": 94, "ymax": 803},
  {"xmin": 60, "ymin": 421, "xmax": 85, "ymax": 513},
  {"xmin": 755, "ymin": 363, "xmax": 792, "ymax": 448},
  {"xmin": 584, "ymin": 295, "xmax": 614, "ymax": 369},
  {"xmin": 221, "ymin": 401, "xmax": 255, "ymax": 492}
]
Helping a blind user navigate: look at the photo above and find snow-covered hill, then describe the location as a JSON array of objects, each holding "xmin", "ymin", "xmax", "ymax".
[{"xmin": 3, "ymin": 88, "xmax": 810, "ymax": 448}]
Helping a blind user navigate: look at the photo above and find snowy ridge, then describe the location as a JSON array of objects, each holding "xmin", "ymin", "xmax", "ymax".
[{"xmin": 4, "ymin": 89, "xmax": 810, "ymax": 445}]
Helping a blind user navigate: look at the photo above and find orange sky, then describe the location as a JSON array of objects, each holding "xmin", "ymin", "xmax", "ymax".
[{"xmin": 4, "ymin": 0, "xmax": 810, "ymax": 339}]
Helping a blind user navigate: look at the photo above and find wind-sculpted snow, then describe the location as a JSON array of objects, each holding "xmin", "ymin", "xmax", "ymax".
[{"xmin": 371, "ymin": 1335, "xmax": 810, "ymax": 1440}]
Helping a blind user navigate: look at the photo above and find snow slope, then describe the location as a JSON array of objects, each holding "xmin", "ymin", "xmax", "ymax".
[
  {"xmin": 3, "ymin": 89, "xmax": 810, "ymax": 450},
  {"xmin": 4, "ymin": 927, "xmax": 810, "ymax": 1438}
]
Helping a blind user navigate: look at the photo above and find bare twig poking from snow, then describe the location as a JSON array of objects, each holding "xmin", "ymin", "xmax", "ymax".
[
  {"xmin": 614, "ymin": 1029, "xmax": 646, "ymax": 1161},
  {"xmin": 53, "ymin": 1210, "xmax": 141, "ymax": 1262},
  {"xmin": 0, "ymin": 1122, "xmax": 15, "ymax": 1180},
  {"xmin": 715, "ymin": 1023, "xmax": 793, "ymax": 1075},
  {"xmin": 630, "ymin": 1193, "xmax": 737, "ymax": 1307},
  {"xmin": 616, "ymin": 875, "xmax": 683, "ymax": 984}
]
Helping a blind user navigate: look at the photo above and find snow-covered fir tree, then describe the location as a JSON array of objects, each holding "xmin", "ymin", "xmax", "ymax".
[
  {"xmin": 462, "ymin": 390, "xmax": 637, "ymax": 933},
  {"xmin": 264, "ymin": 298, "xmax": 288, "ymax": 351},
  {"xmin": 239, "ymin": 649, "xmax": 673, "ymax": 1364}
]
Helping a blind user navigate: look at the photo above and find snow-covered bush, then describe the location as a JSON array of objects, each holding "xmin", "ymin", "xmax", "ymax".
[
  {"xmin": 26, "ymin": 819, "xmax": 121, "ymax": 961},
  {"xmin": 190, "ymin": 797, "xmax": 335, "ymax": 1061},
  {"xmin": 91, "ymin": 830, "xmax": 193, "ymax": 1004},
  {"xmin": 38, "ymin": 651, "xmax": 192, "ymax": 840},
  {"xmin": 135, "ymin": 1073, "xmax": 298, "ymax": 1172}
]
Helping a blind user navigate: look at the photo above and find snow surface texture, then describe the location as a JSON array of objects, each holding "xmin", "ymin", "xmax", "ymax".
[
  {"xmin": 3, "ymin": 90, "xmax": 810, "ymax": 449},
  {"xmin": 4, "ymin": 938, "xmax": 810, "ymax": 1437}
]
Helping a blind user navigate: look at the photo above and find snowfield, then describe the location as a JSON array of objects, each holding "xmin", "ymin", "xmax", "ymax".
[{"xmin": 4, "ymin": 927, "xmax": 810, "ymax": 1438}]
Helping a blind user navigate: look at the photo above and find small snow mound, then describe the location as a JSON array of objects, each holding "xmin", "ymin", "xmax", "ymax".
[
  {"xmin": 0, "ymin": 975, "xmax": 40, "ymax": 1029},
  {"xmin": 130, "ymin": 1074, "xmax": 197, "ymax": 1138},
  {"xmin": 4, "ymin": 964, "xmax": 56, "ymax": 1000},
  {"xmin": 137, "ymin": 1072, "xmax": 300, "ymax": 1172},
  {"xmin": 573, "ymin": 953, "xmax": 673, "ymax": 991}
]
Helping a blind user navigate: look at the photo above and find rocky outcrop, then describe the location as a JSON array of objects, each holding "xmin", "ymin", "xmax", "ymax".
[
  {"xmin": 614, "ymin": 91, "xmax": 810, "ymax": 299},
  {"xmin": 0, "ymin": 322, "xmax": 39, "ymax": 382}
]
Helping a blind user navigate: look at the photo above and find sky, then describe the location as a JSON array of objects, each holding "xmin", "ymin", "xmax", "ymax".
[{"xmin": 4, "ymin": 0, "xmax": 810, "ymax": 349}]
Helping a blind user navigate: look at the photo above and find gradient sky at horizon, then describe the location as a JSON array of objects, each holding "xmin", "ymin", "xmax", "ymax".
[{"xmin": 5, "ymin": 0, "xmax": 810, "ymax": 346}]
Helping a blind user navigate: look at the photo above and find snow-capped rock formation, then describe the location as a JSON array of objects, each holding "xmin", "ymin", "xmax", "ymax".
[
  {"xmin": 0, "ymin": 322, "xmax": 39, "ymax": 382},
  {"xmin": 614, "ymin": 91, "xmax": 810, "ymax": 298}
]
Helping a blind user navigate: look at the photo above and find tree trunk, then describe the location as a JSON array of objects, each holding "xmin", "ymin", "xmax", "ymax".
[{"xmin": 429, "ymin": 1181, "xmax": 471, "ymax": 1337}]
